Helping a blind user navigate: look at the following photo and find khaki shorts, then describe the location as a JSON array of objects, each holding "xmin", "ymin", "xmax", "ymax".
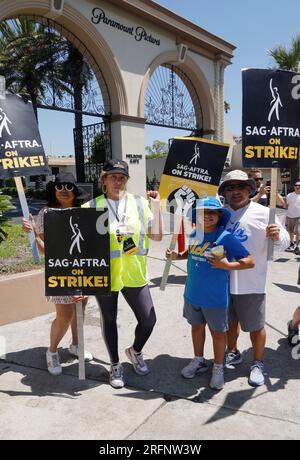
[
  {"xmin": 229, "ymin": 294, "xmax": 266, "ymax": 332},
  {"xmin": 286, "ymin": 217, "xmax": 300, "ymax": 235}
]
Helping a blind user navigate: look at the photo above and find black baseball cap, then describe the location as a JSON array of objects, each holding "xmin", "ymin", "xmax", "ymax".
[{"xmin": 103, "ymin": 159, "xmax": 129, "ymax": 177}]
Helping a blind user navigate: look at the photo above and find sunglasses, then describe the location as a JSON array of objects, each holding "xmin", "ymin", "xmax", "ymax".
[
  {"xmin": 224, "ymin": 183, "xmax": 249, "ymax": 192},
  {"xmin": 294, "ymin": 185, "xmax": 300, "ymax": 188},
  {"xmin": 55, "ymin": 183, "xmax": 75, "ymax": 192},
  {"xmin": 254, "ymin": 177, "xmax": 263, "ymax": 182}
]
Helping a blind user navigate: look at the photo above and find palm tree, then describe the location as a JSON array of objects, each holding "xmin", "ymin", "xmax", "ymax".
[
  {"xmin": 0, "ymin": 19, "xmax": 62, "ymax": 119},
  {"xmin": 269, "ymin": 36, "xmax": 300, "ymax": 184},
  {"xmin": 269, "ymin": 35, "xmax": 300, "ymax": 72},
  {"xmin": 0, "ymin": 18, "xmax": 94, "ymax": 184}
]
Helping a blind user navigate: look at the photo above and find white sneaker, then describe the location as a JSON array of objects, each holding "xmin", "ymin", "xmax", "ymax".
[
  {"xmin": 125, "ymin": 346, "xmax": 149, "ymax": 375},
  {"xmin": 209, "ymin": 363, "xmax": 225, "ymax": 390},
  {"xmin": 46, "ymin": 349, "xmax": 62, "ymax": 376},
  {"xmin": 68, "ymin": 344, "xmax": 93, "ymax": 362},
  {"xmin": 109, "ymin": 363, "xmax": 125, "ymax": 389},
  {"xmin": 181, "ymin": 358, "xmax": 208, "ymax": 379}
]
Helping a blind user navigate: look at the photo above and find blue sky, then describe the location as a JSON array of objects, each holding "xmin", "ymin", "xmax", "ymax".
[{"xmin": 38, "ymin": 0, "xmax": 300, "ymax": 156}]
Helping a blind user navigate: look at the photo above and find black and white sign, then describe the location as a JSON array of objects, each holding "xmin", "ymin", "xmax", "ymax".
[
  {"xmin": 0, "ymin": 94, "xmax": 49, "ymax": 178},
  {"xmin": 242, "ymin": 68, "xmax": 300, "ymax": 168},
  {"xmin": 44, "ymin": 208, "xmax": 110, "ymax": 295}
]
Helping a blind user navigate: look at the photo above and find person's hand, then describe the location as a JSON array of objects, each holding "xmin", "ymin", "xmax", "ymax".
[
  {"xmin": 147, "ymin": 190, "xmax": 160, "ymax": 203},
  {"xmin": 208, "ymin": 255, "xmax": 230, "ymax": 269},
  {"xmin": 165, "ymin": 248, "xmax": 177, "ymax": 260},
  {"xmin": 266, "ymin": 224, "xmax": 280, "ymax": 241},
  {"xmin": 174, "ymin": 186, "xmax": 195, "ymax": 216},
  {"xmin": 22, "ymin": 214, "xmax": 37, "ymax": 235}
]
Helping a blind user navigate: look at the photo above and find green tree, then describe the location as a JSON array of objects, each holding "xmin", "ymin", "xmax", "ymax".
[
  {"xmin": 145, "ymin": 140, "xmax": 168, "ymax": 156},
  {"xmin": 90, "ymin": 132, "xmax": 106, "ymax": 164},
  {"xmin": 269, "ymin": 35, "xmax": 300, "ymax": 183},
  {"xmin": 0, "ymin": 192, "xmax": 15, "ymax": 243}
]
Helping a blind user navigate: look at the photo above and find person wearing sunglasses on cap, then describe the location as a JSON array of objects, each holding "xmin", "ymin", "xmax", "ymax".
[
  {"xmin": 83, "ymin": 159, "xmax": 163, "ymax": 389},
  {"xmin": 218, "ymin": 170, "xmax": 289, "ymax": 387},
  {"xmin": 22, "ymin": 172, "xmax": 92, "ymax": 376},
  {"xmin": 283, "ymin": 181, "xmax": 300, "ymax": 254},
  {"xmin": 248, "ymin": 168, "xmax": 285, "ymax": 208}
]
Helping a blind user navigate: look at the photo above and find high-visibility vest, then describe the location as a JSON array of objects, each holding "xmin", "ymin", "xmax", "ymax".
[{"xmin": 82, "ymin": 193, "xmax": 150, "ymax": 291}]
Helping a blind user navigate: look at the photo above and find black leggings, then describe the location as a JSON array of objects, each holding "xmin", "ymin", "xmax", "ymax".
[{"xmin": 95, "ymin": 285, "xmax": 157, "ymax": 364}]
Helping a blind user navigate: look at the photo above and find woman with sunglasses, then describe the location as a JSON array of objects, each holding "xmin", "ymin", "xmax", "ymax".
[
  {"xmin": 83, "ymin": 159, "xmax": 163, "ymax": 389},
  {"xmin": 22, "ymin": 172, "xmax": 92, "ymax": 376}
]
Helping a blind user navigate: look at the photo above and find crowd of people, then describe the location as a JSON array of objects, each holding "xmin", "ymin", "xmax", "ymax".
[{"xmin": 22, "ymin": 163, "xmax": 299, "ymax": 391}]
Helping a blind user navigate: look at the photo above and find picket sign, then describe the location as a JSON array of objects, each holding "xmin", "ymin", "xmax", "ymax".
[
  {"xmin": 267, "ymin": 168, "xmax": 278, "ymax": 261},
  {"xmin": 76, "ymin": 299, "xmax": 85, "ymax": 380},
  {"xmin": 14, "ymin": 176, "xmax": 40, "ymax": 263},
  {"xmin": 160, "ymin": 212, "xmax": 183, "ymax": 291}
]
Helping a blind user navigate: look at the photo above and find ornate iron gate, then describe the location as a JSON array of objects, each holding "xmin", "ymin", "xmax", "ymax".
[
  {"xmin": 144, "ymin": 64, "xmax": 203, "ymax": 133},
  {"xmin": 73, "ymin": 121, "xmax": 111, "ymax": 195}
]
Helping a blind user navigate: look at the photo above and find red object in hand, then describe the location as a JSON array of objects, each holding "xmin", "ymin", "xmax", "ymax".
[{"xmin": 177, "ymin": 219, "xmax": 185, "ymax": 253}]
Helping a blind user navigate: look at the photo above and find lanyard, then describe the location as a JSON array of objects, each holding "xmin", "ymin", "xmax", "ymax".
[{"xmin": 105, "ymin": 195, "xmax": 128, "ymax": 224}]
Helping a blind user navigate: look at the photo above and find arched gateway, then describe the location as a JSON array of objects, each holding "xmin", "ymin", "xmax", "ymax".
[{"xmin": 0, "ymin": 0, "xmax": 235, "ymax": 195}]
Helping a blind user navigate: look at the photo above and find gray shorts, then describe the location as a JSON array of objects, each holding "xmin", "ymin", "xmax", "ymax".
[
  {"xmin": 183, "ymin": 301, "xmax": 228, "ymax": 332},
  {"xmin": 286, "ymin": 217, "xmax": 300, "ymax": 235},
  {"xmin": 229, "ymin": 294, "xmax": 266, "ymax": 332}
]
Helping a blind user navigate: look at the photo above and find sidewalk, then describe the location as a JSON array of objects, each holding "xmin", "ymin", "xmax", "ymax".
[{"xmin": 0, "ymin": 235, "xmax": 300, "ymax": 440}]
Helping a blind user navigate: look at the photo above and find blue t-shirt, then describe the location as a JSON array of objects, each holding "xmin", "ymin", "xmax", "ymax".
[{"xmin": 184, "ymin": 227, "xmax": 249, "ymax": 309}]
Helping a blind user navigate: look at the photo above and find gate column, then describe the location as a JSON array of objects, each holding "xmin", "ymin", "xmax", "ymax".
[{"xmin": 111, "ymin": 115, "xmax": 147, "ymax": 196}]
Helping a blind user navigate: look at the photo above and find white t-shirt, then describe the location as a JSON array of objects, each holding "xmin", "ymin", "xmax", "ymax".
[
  {"xmin": 225, "ymin": 201, "xmax": 290, "ymax": 294},
  {"xmin": 286, "ymin": 192, "xmax": 300, "ymax": 218}
]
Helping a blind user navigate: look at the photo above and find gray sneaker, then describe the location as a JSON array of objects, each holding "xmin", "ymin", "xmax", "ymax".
[
  {"xmin": 210, "ymin": 363, "xmax": 225, "ymax": 390},
  {"xmin": 125, "ymin": 346, "xmax": 149, "ymax": 375},
  {"xmin": 225, "ymin": 350, "xmax": 243, "ymax": 367},
  {"xmin": 248, "ymin": 361, "xmax": 265, "ymax": 386},
  {"xmin": 109, "ymin": 363, "xmax": 125, "ymax": 389},
  {"xmin": 181, "ymin": 358, "xmax": 208, "ymax": 379}
]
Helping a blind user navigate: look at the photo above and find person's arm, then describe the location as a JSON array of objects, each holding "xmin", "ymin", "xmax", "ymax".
[
  {"xmin": 250, "ymin": 183, "xmax": 265, "ymax": 203},
  {"xmin": 165, "ymin": 248, "xmax": 188, "ymax": 260},
  {"xmin": 266, "ymin": 219, "xmax": 290, "ymax": 251},
  {"xmin": 22, "ymin": 213, "xmax": 45, "ymax": 254},
  {"xmin": 147, "ymin": 191, "xmax": 163, "ymax": 241},
  {"xmin": 209, "ymin": 254, "xmax": 254, "ymax": 270},
  {"xmin": 276, "ymin": 193, "xmax": 286, "ymax": 208}
]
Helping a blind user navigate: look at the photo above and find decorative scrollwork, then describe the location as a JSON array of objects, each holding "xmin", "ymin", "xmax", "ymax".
[{"xmin": 145, "ymin": 64, "xmax": 202, "ymax": 130}]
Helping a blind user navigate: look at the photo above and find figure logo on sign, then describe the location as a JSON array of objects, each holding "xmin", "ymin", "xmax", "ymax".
[
  {"xmin": 189, "ymin": 143, "xmax": 200, "ymax": 165},
  {"xmin": 69, "ymin": 216, "xmax": 84, "ymax": 255},
  {"xmin": 0, "ymin": 108, "xmax": 12, "ymax": 137},
  {"xmin": 268, "ymin": 78, "xmax": 283, "ymax": 122}
]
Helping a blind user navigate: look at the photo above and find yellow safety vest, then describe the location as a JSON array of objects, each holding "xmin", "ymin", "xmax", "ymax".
[{"xmin": 82, "ymin": 193, "xmax": 150, "ymax": 291}]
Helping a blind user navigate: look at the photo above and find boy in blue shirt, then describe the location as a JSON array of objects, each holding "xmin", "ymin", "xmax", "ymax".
[{"xmin": 166, "ymin": 196, "xmax": 254, "ymax": 390}]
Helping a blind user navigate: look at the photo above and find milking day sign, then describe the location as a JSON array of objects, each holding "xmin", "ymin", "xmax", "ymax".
[
  {"xmin": 0, "ymin": 94, "xmax": 49, "ymax": 178},
  {"xmin": 44, "ymin": 208, "xmax": 111, "ymax": 296}
]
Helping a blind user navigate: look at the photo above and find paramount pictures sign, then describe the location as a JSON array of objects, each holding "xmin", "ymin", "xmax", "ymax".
[{"xmin": 44, "ymin": 208, "xmax": 110, "ymax": 296}]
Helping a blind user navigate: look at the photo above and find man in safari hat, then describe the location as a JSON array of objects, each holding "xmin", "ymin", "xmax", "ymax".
[{"xmin": 218, "ymin": 170, "xmax": 289, "ymax": 387}]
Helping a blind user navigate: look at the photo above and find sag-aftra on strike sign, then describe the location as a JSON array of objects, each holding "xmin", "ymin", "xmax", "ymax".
[
  {"xmin": 242, "ymin": 69, "xmax": 300, "ymax": 168},
  {"xmin": 0, "ymin": 94, "xmax": 49, "ymax": 178}
]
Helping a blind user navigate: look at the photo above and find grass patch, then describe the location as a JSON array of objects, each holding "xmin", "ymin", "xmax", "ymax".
[{"xmin": 0, "ymin": 223, "xmax": 44, "ymax": 275}]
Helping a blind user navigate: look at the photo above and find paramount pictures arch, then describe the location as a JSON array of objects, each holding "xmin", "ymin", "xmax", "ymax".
[{"xmin": 0, "ymin": 0, "xmax": 235, "ymax": 195}]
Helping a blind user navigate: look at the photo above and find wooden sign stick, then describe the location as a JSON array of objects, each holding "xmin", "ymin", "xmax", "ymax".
[
  {"xmin": 14, "ymin": 176, "xmax": 40, "ymax": 263},
  {"xmin": 160, "ymin": 212, "xmax": 183, "ymax": 291},
  {"xmin": 267, "ymin": 168, "xmax": 278, "ymax": 261},
  {"xmin": 76, "ymin": 298, "xmax": 85, "ymax": 380}
]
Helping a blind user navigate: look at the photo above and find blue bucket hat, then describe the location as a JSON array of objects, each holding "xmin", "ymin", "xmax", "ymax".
[{"xmin": 192, "ymin": 196, "xmax": 231, "ymax": 227}]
